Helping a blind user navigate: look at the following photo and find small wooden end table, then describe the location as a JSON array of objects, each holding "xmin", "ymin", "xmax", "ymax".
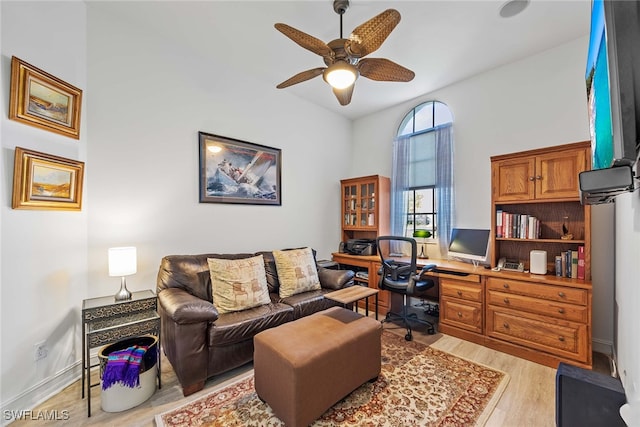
[{"xmin": 325, "ymin": 286, "xmax": 379, "ymax": 320}]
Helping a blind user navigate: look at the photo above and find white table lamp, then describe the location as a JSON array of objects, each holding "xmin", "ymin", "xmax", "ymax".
[{"xmin": 108, "ymin": 247, "xmax": 137, "ymax": 301}]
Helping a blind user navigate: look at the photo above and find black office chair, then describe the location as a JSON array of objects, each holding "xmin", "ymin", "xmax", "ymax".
[{"xmin": 376, "ymin": 236, "xmax": 437, "ymax": 340}]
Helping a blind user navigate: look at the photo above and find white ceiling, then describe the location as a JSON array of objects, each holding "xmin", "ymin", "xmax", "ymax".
[{"xmin": 90, "ymin": 0, "xmax": 591, "ymax": 120}]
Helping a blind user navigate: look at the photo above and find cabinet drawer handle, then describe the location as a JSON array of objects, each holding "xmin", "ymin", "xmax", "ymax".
[
  {"xmin": 528, "ymin": 176, "xmax": 535, "ymax": 181},
  {"xmin": 503, "ymin": 297, "xmax": 510, "ymax": 304},
  {"xmin": 503, "ymin": 322, "xmax": 510, "ymax": 329},
  {"xmin": 558, "ymin": 292, "xmax": 566, "ymax": 298},
  {"xmin": 457, "ymin": 312, "xmax": 463, "ymax": 317},
  {"xmin": 558, "ymin": 308, "xmax": 565, "ymax": 314},
  {"xmin": 457, "ymin": 290, "xmax": 463, "ymax": 296},
  {"xmin": 503, "ymin": 283, "xmax": 510, "ymax": 289},
  {"xmin": 536, "ymin": 175, "xmax": 542, "ymax": 180},
  {"xmin": 558, "ymin": 336, "xmax": 565, "ymax": 342}
]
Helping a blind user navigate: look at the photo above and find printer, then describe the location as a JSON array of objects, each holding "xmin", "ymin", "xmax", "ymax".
[{"xmin": 341, "ymin": 239, "xmax": 377, "ymax": 256}]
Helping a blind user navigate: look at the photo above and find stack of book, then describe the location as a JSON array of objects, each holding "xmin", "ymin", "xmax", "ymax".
[
  {"xmin": 555, "ymin": 246, "xmax": 585, "ymax": 280},
  {"xmin": 496, "ymin": 209, "xmax": 541, "ymax": 239}
]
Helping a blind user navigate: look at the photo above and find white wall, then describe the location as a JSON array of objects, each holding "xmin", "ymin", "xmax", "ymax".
[
  {"xmin": 1, "ymin": 0, "xmax": 88, "ymax": 416},
  {"xmin": 615, "ymin": 187, "xmax": 640, "ymax": 421},
  {"xmin": 85, "ymin": 4, "xmax": 352, "ymax": 297},
  {"xmin": 0, "ymin": 0, "xmax": 352, "ymax": 417},
  {"xmin": 352, "ymin": 37, "xmax": 616, "ymax": 353}
]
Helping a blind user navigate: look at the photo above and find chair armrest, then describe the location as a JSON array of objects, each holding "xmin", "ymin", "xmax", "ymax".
[
  {"xmin": 158, "ymin": 288, "xmax": 219, "ymax": 324},
  {"xmin": 407, "ymin": 264, "xmax": 437, "ymax": 294},
  {"xmin": 318, "ymin": 267, "xmax": 355, "ymax": 290}
]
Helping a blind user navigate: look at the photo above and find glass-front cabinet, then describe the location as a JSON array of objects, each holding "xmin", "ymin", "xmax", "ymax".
[
  {"xmin": 340, "ymin": 175, "xmax": 390, "ymax": 242},
  {"xmin": 343, "ymin": 181, "xmax": 377, "ymax": 228}
]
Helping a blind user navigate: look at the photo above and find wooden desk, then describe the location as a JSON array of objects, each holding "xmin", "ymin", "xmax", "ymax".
[{"xmin": 332, "ymin": 252, "xmax": 592, "ymax": 369}]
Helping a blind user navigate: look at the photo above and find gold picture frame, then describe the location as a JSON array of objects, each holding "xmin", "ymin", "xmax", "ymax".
[
  {"xmin": 9, "ymin": 56, "xmax": 82, "ymax": 139},
  {"xmin": 12, "ymin": 147, "xmax": 84, "ymax": 211}
]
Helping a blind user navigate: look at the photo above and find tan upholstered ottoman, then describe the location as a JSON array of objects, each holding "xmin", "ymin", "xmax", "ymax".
[{"xmin": 254, "ymin": 306, "xmax": 382, "ymax": 427}]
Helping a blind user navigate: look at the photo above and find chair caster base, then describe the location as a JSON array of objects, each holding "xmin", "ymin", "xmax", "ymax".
[{"xmin": 405, "ymin": 332, "xmax": 412, "ymax": 341}]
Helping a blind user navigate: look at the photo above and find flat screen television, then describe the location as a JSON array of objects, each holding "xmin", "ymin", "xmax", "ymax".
[
  {"xmin": 447, "ymin": 228, "xmax": 490, "ymax": 266},
  {"xmin": 585, "ymin": 0, "xmax": 640, "ymax": 169}
]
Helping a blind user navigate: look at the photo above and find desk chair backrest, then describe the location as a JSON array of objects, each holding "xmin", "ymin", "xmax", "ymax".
[
  {"xmin": 376, "ymin": 236, "xmax": 427, "ymax": 295},
  {"xmin": 376, "ymin": 235, "xmax": 417, "ymax": 276}
]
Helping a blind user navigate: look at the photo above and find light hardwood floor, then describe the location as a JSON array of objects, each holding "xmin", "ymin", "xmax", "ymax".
[{"xmin": 9, "ymin": 316, "xmax": 605, "ymax": 427}]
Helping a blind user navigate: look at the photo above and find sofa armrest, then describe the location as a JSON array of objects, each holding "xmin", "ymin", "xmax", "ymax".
[
  {"xmin": 318, "ymin": 267, "xmax": 355, "ymax": 290},
  {"xmin": 158, "ymin": 287, "xmax": 219, "ymax": 324}
]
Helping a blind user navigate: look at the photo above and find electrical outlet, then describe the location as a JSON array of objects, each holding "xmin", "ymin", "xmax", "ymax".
[{"xmin": 34, "ymin": 340, "xmax": 48, "ymax": 361}]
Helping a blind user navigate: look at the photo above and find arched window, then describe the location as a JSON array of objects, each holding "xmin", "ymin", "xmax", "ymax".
[{"xmin": 391, "ymin": 101, "xmax": 454, "ymax": 255}]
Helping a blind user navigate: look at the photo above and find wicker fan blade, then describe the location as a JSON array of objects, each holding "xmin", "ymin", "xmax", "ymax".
[
  {"xmin": 332, "ymin": 84, "xmax": 355, "ymax": 106},
  {"xmin": 275, "ymin": 23, "xmax": 333, "ymax": 58},
  {"xmin": 276, "ymin": 67, "xmax": 326, "ymax": 89},
  {"xmin": 347, "ymin": 9, "xmax": 401, "ymax": 58},
  {"xmin": 358, "ymin": 58, "xmax": 414, "ymax": 82}
]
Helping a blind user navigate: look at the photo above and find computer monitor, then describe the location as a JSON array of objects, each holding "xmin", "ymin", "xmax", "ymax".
[{"xmin": 447, "ymin": 228, "xmax": 491, "ymax": 266}]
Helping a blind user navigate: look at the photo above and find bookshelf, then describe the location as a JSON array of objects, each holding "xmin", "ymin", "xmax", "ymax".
[{"xmin": 490, "ymin": 141, "xmax": 591, "ymax": 280}]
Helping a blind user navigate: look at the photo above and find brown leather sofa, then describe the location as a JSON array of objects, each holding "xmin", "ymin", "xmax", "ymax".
[{"xmin": 156, "ymin": 249, "xmax": 355, "ymax": 396}]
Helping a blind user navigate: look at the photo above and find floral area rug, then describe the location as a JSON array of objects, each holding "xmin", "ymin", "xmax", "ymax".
[{"xmin": 156, "ymin": 331, "xmax": 509, "ymax": 426}]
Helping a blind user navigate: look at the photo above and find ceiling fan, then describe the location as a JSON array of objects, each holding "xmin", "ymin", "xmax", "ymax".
[{"xmin": 274, "ymin": 0, "xmax": 415, "ymax": 106}]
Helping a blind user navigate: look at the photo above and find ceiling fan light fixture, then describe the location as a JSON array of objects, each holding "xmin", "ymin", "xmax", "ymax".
[
  {"xmin": 275, "ymin": 5, "xmax": 411, "ymax": 106},
  {"xmin": 323, "ymin": 61, "xmax": 358, "ymax": 89}
]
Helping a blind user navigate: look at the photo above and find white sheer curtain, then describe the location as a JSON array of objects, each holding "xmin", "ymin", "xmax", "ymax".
[
  {"xmin": 435, "ymin": 124, "xmax": 455, "ymax": 255},
  {"xmin": 390, "ymin": 135, "xmax": 411, "ymax": 236},
  {"xmin": 391, "ymin": 125, "xmax": 455, "ymax": 254}
]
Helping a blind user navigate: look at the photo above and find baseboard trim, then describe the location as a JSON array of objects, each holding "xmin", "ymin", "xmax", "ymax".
[
  {"xmin": 593, "ymin": 338, "xmax": 614, "ymax": 356},
  {"xmin": 0, "ymin": 361, "xmax": 81, "ymax": 426}
]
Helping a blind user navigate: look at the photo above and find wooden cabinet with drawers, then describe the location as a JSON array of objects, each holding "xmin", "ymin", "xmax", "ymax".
[
  {"xmin": 437, "ymin": 269, "xmax": 593, "ymax": 369},
  {"xmin": 437, "ymin": 270, "xmax": 487, "ymax": 346},
  {"xmin": 482, "ymin": 142, "xmax": 593, "ymax": 369},
  {"xmin": 485, "ymin": 276, "xmax": 592, "ymax": 368},
  {"xmin": 440, "ymin": 142, "xmax": 593, "ymax": 369},
  {"xmin": 440, "ymin": 277, "xmax": 483, "ymax": 334}
]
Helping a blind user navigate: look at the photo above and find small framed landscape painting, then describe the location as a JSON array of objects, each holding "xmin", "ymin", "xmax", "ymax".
[
  {"xmin": 12, "ymin": 147, "xmax": 84, "ymax": 211},
  {"xmin": 9, "ymin": 56, "xmax": 83, "ymax": 139},
  {"xmin": 199, "ymin": 132, "xmax": 282, "ymax": 205}
]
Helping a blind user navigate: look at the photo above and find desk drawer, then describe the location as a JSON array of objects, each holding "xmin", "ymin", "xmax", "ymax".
[
  {"xmin": 486, "ymin": 277, "xmax": 587, "ymax": 305},
  {"xmin": 441, "ymin": 296, "xmax": 482, "ymax": 333},
  {"xmin": 487, "ymin": 307, "xmax": 588, "ymax": 360},
  {"xmin": 441, "ymin": 279, "xmax": 483, "ymax": 302},
  {"xmin": 487, "ymin": 290, "xmax": 587, "ymax": 323}
]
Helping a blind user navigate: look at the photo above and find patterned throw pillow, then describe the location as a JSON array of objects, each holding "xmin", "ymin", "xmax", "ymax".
[
  {"xmin": 207, "ymin": 255, "xmax": 270, "ymax": 314},
  {"xmin": 273, "ymin": 247, "xmax": 321, "ymax": 298}
]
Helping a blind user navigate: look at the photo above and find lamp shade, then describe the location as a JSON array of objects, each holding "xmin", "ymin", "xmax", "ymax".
[
  {"xmin": 108, "ymin": 247, "xmax": 137, "ymax": 277},
  {"xmin": 413, "ymin": 229, "xmax": 432, "ymax": 238},
  {"xmin": 323, "ymin": 61, "xmax": 358, "ymax": 89}
]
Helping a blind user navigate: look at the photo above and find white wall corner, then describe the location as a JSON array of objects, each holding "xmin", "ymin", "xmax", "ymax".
[
  {"xmin": 0, "ymin": 362, "xmax": 81, "ymax": 426},
  {"xmin": 592, "ymin": 337, "xmax": 614, "ymax": 358}
]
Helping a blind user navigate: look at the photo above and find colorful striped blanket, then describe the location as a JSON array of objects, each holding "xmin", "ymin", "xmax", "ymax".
[{"xmin": 102, "ymin": 345, "xmax": 148, "ymax": 390}]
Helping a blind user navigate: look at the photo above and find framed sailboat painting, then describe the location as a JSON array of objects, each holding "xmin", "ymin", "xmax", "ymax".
[{"xmin": 199, "ymin": 132, "xmax": 282, "ymax": 205}]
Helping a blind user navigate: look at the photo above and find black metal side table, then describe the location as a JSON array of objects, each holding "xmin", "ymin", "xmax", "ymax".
[{"xmin": 82, "ymin": 290, "xmax": 161, "ymax": 417}]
